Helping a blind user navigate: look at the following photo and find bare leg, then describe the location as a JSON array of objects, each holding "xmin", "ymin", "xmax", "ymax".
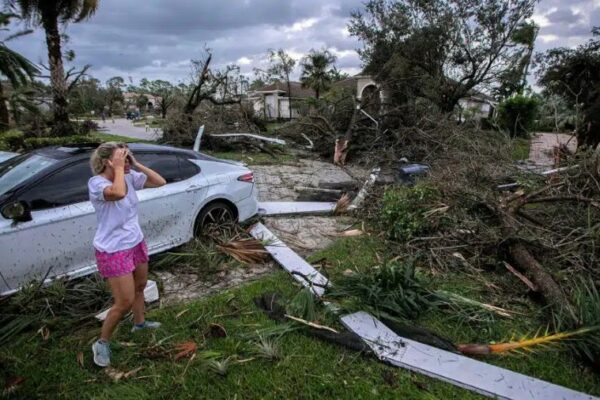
[
  {"xmin": 132, "ymin": 262, "xmax": 148, "ymax": 325},
  {"xmin": 100, "ymin": 274, "xmax": 135, "ymax": 341}
]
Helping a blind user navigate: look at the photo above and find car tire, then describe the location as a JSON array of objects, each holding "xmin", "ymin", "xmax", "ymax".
[{"xmin": 194, "ymin": 201, "xmax": 236, "ymax": 237}]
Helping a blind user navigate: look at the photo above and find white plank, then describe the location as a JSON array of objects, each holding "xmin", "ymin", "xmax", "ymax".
[
  {"xmin": 95, "ymin": 280, "xmax": 159, "ymax": 321},
  {"xmin": 211, "ymin": 133, "xmax": 286, "ymax": 146},
  {"xmin": 341, "ymin": 312, "xmax": 598, "ymax": 400},
  {"xmin": 257, "ymin": 201, "xmax": 336, "ymax": 216},
  {"xmin": 250, "ymin": 223, "xmax": 328, "ymax": 296}
]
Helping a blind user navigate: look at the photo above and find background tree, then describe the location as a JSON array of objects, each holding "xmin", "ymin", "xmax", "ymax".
[
  {"xmin": 266, "ymin": 48, "xmax": 296, "ymax": 119},
  {"xmin": 68, "ymin": 76, "xmax": 103, "ymax": 116},
  {"xmin": 182, "ymin": 51, "xmax": 241, "ymax": 116},
  {"xmin": 135, "ymin": 93, "xmax": 148, "ymax": 113},
  {"xmin": 141, "ymin": 79, "xmax": 178, "ymax": 119},
  {"xmin": 348, "ymin": 0, "xmax": 536, "ymax": 113},
  {"xmin": 495, "ymin": 22, "xmax": 540, "ymax": 99},
  {"xmin": 0, "ymin": 12, "xmax": 38, "ymax": 130},
  {"xmin": 300, "ymin": 49, "xmax": 337, "ymax": 99},
  {"xmin": 536, "ymin": 28, "xmax": 600, "ymax": 148},
  {"xmin": 104, "ymin": 76, "xmax": 124, "ymax": 116},
  {"xmin": 5, "ymin": 0, "xmax": 99, "ymax": 135}
]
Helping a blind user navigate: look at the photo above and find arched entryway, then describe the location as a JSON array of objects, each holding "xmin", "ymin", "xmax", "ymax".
[{"xmin": 360, "ymin": 84, "xmax": 381, "ymax": 116}]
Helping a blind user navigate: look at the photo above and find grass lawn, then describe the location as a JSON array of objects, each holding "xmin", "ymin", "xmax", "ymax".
[
  {"xmin": 4, "ymin": 235, "xmax": 600, "ymax": 399},
  {"xmin": 92, "ymin": 132, "xmax": 154, "ymax": 144},
  {"xmin": 511, "ymin": 137, "xmax": 531, "ymax": 160}
]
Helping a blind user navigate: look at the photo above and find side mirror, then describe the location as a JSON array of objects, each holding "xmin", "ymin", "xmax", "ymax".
[{"xmin": 1, "ymin": 201, "xmax": 32, "ymax": 222}]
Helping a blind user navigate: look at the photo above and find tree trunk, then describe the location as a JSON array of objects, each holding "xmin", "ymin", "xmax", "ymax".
[
  {"xmin": 286, "ymin": 76, "xmax": 292, "ymax": 120},
  {"xmin": 0, "ymin": 83, "xmax": 10, "ymax": 130},
  {"xmin": 498, "ymin": 205, "xmax": 577, "ymax": 321},
  {"xmin": 41, "ymin": 11, "xmax": 73, "ymax": 136}
]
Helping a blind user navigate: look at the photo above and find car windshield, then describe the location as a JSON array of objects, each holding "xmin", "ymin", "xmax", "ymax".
[{"xmin": 0, "ymin": 153, "xmax": 58, "ymax": 197}]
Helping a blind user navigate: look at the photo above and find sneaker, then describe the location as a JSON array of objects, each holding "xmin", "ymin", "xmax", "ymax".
[
  {"xmin": 131, "ymin": 320, "xmax": 162, "ymax": 333},
  {"xmin": 92, "ymin": 340, "xmax": 111, "ymax": 367}
]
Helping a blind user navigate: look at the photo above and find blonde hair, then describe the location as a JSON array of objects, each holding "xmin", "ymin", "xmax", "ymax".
[{"xmin": 90, "ymin": 142, "xmax": 127, "ymax": 175}]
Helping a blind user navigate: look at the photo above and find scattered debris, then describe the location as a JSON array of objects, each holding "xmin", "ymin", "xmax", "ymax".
[
  {"xmin": 210, "ymin": 133, "xmax": 286, "ymax": 146},
  {"xmin": 174, "ymin": 341, "xmax": 198, "ymax": 361},
  {"xmin": 334, "ymin": 193, "xmax": 351, "ymax": 214},
  {"xmin": 284, "ymin": 314, "xmax": 339, "ymax": 334},
  {"xmin": 205, "ymin": 323, "xmax": 227, "ymax": 339},
  {"xmin": 503, "ymin": 262, "xmax": 538, "ymax": 292},
  {"xmin": 341, "ymin": 311, "xmax": 596, "ymax": 400},
  {"xmin": 205, "ymin": 358, "xmax": 230, "ymax": 377},
  {"xmin": 396, "ymin": 163, "xmax": 430, "ymax": 186},
  {"xmin": 250, "ymin": 223, "xmax": 329, "ymax": 296},
  {"xmin": 104, "ymin": 366, "xmax": 143, "ymax": 382},
  {"xmin": 457, "ymin": 325, "xmax": 600, "ymax": 356},
  {"xmin": 76, "ymin": 352, "xmax": 84, "ymax": 368},
  {"xmin": 37, "ymin": 326, "xmax": 50, "ymax": 341},
  {"xmin": 3, "ymin": 376, "xmax": 25, "ymax": 396},
  {"xmin": 326, "ymin": 229, "xmax": 365, "ymax": 237},
  {"xmin": 253, "ymin": 337, "xmax": 281, "ymax": 361},
  {"xmin": 216, "ymin": 238, "xmax": 269, "ymax": 264},
  {"xmin": 258, "ymin": 201, "xmax": 337, "ymax": 216},
  {"xmin": 348, "ymin": 168, "xmax": 380, "ymax": 211}
]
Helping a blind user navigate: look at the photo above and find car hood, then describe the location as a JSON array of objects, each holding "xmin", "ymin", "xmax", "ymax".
[{"xmin": 0, "ymin": 151, "xmax": 18, "ymax": 163}]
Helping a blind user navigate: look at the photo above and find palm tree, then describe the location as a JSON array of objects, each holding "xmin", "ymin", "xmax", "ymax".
[
  {"xmin": 5, "ymin": 0, "xmax": 98, "ymax": 135},
  {"xmin": 300, "ymin": 49, "xmax": 337, "ymax": 99},
  {"xmin": 0, "ymin": 13, "xmax": 38, "ymax": 129}
]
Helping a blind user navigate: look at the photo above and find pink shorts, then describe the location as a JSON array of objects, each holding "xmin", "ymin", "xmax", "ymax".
[{"xmin": 95, "ymin": 240, "xmax": 149, "ymax": 278}]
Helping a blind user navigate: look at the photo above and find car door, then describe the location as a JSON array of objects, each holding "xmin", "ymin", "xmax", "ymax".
[
  {"xmin": 134, "ymin": 152, "xmax": 208, "ymax": 252},
  {"xmin": 0, "ymin": 159, "xmax": 96, "ymax": 294}
]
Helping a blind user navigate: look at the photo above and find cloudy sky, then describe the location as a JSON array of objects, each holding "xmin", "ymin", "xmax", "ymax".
[{"xmin": 8, "ymin": 0, "xmax": 599, "ymax": 86}]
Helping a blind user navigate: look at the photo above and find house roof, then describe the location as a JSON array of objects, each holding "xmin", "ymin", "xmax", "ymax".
[{"xmin": 252, "ymin": 81, "xmax": 315, "ymax": 98}]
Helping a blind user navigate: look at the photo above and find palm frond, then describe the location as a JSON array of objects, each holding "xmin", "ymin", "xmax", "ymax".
[
  {"xmin": 457, "ymin": 326, "xmax": 600, "ymax": 355},
  {"xmin": 326, "ymin": 260, "xmax": 435, "ymax": 320},
  {"xmin": 287, "ymin": 287, "xmax": 317, "ymax": 321},
  {"xmin": 334, "ymin": 193, "xmax": 351, "ymax": 214},
  {"xmin": 253, "ymin": 337, "xmax": 281, "ymax": 361},
  {"xmin": 216, "ymin": 237, "xmax": 269, "ymax": 264}
]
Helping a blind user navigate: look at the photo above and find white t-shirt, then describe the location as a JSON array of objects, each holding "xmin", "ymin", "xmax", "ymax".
[{"xmin": 88, "ymin": 170, "xmax": 148, "ymax": 253}]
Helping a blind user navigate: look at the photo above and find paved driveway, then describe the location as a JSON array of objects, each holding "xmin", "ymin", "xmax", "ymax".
[
  {"xmin": 97, "ymin": 118, "xmax": 162, "ymax": 141},
  {"xmin": 529, "ymin": 132, "xmax": 577, "ymax": 166}
]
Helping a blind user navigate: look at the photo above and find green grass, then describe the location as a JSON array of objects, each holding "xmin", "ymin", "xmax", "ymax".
[
  {"xmin": 91, "ymin": 132, "xmax": 154, "ymax": 144},
  {"xmin": 307, "ymin": 237, "xmax": 600, "ymax": 397},
  {"xmin": 206, "ymin": 150, "xmax": 296, "ymax": 166},
  {"xmin": 511, "ymin": 137, "xmax": 531, "ymax": 160},
  {"xmin": 4, "ymin": 237, "xmax": 600, "ymax": 399},
  {"xmin": 3, "ymin": 271, "xmax": 480, "ymax": 399}
]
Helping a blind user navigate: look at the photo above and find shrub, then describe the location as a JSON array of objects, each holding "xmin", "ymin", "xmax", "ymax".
[
  {"xmin": 380, "ymin": 184, "xmax": 442, "ymax": 242},
  {"xmin": 497, "ymin": 94, "xmax": 540, "ymax": 137},
  {"xmin": 0, "ymin": 129, "xmax": 25, "ymax": 151}
]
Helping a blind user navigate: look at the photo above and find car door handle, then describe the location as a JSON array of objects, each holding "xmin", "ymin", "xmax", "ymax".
[{"xmin": 186, "ymin": 185, "xmax": 200, "ymax": 192}]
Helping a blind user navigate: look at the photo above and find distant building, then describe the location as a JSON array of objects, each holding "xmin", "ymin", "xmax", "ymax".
[
  {"xmin": 123, "ymin": 92, "xmax": 162, "ymax": 111},
  {"xmin": 248, "ymin": 82, "xmax": 315, "ymax": 120}
]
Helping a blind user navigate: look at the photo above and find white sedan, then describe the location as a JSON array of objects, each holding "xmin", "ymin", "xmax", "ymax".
[{"xmin": 0, "ymin": 142, "xmax": 258, "ymax": 296}]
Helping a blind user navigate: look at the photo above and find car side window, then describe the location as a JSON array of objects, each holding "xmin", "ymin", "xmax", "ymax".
[
  {"xmin": 19, "ymin": 160, "xmax": 92, "ymax": 210},
  {"xmin": 135, "ymin": 153, "xmax": 180, "ymax": 183},
  {"xmin": 178, "ymin": 156, "xmax": 200, "ymax": 180}
]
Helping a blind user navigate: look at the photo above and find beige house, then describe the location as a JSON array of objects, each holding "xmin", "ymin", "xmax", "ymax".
[
  {"xmin": 248, "ymin": 82, "xmax": 315, "ymax": 120},
  {"xmin": 123, "ymin": 92, "xmax": 162, "ymax": 111}
]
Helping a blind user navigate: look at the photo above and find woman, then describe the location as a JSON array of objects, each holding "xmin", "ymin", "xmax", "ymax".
[{"xmin": 88, "ymin": 142, "xmax": 166, "ymax": 367}]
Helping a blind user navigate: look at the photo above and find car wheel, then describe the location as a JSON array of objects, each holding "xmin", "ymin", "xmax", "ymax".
[{"xmin": 195, "ymin": 201, "xmax": 236, "ymax": 237}]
